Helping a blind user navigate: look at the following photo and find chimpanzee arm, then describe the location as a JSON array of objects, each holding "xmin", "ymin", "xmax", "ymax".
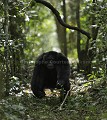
[
  {"xmin": 56, "ymin": 53, "xmax": 71, "ymax": 85},
  {"xmin": 31, "ymin": 53, "xmax": 46, "ymax": 98}
]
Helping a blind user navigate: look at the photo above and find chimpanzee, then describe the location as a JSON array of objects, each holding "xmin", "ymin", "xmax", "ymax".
[{"xmin": 31, "ymin": 51, "xmax": 70, "ymax": 101}]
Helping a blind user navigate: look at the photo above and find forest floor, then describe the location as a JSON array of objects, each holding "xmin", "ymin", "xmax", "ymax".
[{"xmin": 0, "ymin": 79, "xmax": 107, "ymax": 120}]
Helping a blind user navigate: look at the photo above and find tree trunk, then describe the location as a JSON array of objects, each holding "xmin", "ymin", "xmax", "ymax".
[
  {"xmin": 76, "ymin": 0, "xmax": 91, "ymax": 74},
  {"xmin": 55, "ymin": 0, "xmax": 67, "ymax": 56},
  {"xmin": 76, "ymin": 0, "xmax": 81, "ymax": 59},
  {"xmin": 89, "ymin": 0, "xmax": 99, "ymax": 60},
  {"xmin": 4, "ymin": 0, "xmax": 10, "ymax": 96},
  {"xmin": 62, "ymin": 0, "xmax": 67, "ymax": 56},
  {"xmin": 76, "ymin": 0, "xmax": 99, "ymax": 75},
  {"xmin": 0, "ymin": 64, "xmax": 5, "ymax": 99}
]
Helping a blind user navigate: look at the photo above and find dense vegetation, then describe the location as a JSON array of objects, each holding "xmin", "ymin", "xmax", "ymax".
[{"xmin": 0, "ymin": 0, "xmax": 107, "ymax": 119}]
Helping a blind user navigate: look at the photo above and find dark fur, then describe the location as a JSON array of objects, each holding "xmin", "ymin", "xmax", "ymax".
[{"xmin": 31, "ymin": 51, "xmax": 70, "ymax": 101}]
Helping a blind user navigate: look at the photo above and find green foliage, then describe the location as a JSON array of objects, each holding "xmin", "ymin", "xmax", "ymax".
[
  {"xmin": 1, "ymin": 86, "xmax": 107, "ymax": 120},
  {"xmin": 25, "ymin": 3, "xmax": 58, "ymax": 61}
]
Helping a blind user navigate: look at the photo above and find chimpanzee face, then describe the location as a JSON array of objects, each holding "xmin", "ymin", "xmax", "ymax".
[{"xmin": 43, "ymin": 52, "xmax": 57, "ymax": 69}]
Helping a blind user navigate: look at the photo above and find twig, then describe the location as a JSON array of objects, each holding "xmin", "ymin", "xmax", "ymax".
[
  {"xmin": 59, "ymin": 87, "xmax": 72, "ymax": 110},
  {"xmin": 19, "ymin": 0, "xmax": 32, "ymax": 13}
]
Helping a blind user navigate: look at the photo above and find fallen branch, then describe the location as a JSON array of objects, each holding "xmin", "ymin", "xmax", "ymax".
[
  {"xmin": 59, "ymin": 86, "xmax": 73, "ymax": 110},
  {"xmin": 34, "ymin": 0, "xmax": 91, "ymax": 39}
]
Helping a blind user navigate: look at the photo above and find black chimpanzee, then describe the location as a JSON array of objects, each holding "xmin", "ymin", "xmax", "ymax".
[{"xmin": 31, "ymin": 51, "xmax": 70, "ymax": 101}]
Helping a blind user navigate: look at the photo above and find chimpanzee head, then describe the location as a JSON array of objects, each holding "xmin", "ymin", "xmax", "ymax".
[{"xmin": 42, "ymin": 51, "xmax": 58, "ymax": 69}]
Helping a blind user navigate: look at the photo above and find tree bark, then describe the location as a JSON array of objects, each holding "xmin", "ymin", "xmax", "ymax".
[
  {"xmin": 62, "ymin": 0, "xmax": 67, "ymax": 56},
  {"xmin": 4, "ymin": 0, "xmax": 10, "ymax": 96},
  {"xmin": 55, "ymin": 18, "xmax": 66, "ymax": 54},
  {"xmin": 55, "ymin": 0, "xmax": 67, "ymax": 56},
  {"xmin": 76, "ymin": 0, "xmax": 91, "ymax": 74},
  {"xmin": 76, "ymin": 0, "xmax": 81, "ymax": 59},
  {"xmin": 0, "ymin": 64, "xmax": 5, "ymax": 99},
  {"xmin": 77, "ymin": 0, "xmax": 99, "ymax": 75}
]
